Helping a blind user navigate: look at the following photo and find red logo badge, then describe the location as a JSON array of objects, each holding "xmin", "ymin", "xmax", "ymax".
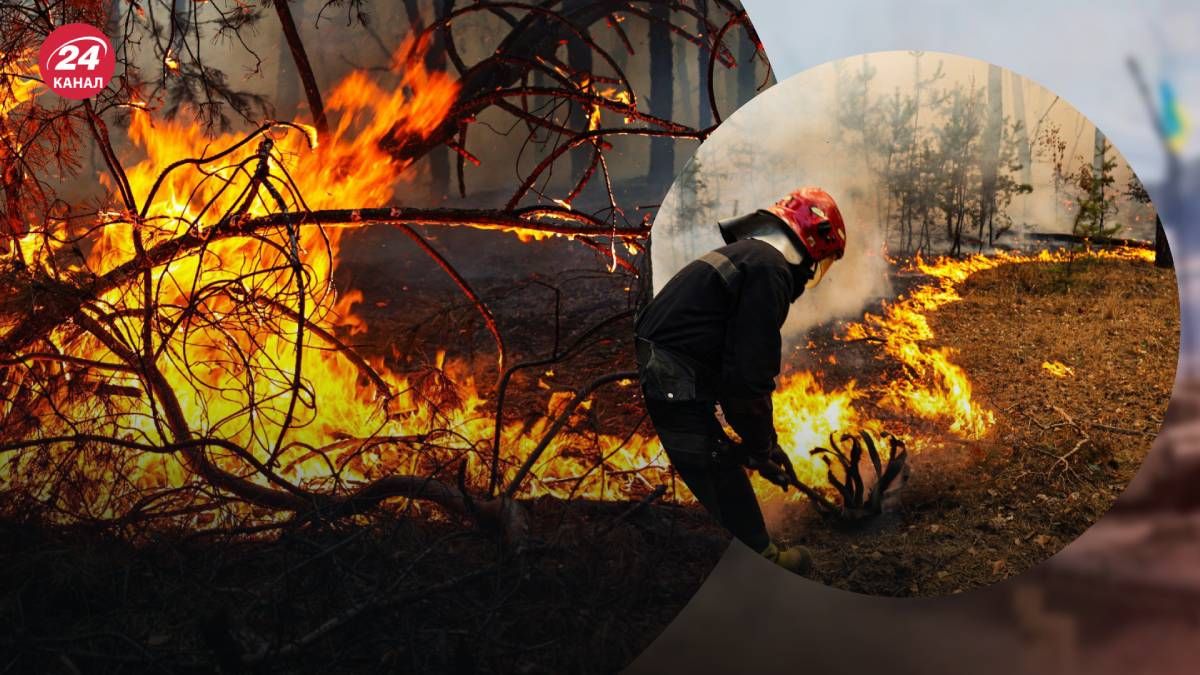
[{"xmin": 37, "ymin": 23, "xmax": 115, "ymax": 100}]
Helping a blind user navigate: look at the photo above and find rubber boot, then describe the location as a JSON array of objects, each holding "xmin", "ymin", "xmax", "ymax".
[{"xmin": 760, "ymin": 541, "xmax": 813, "ymax": 574}]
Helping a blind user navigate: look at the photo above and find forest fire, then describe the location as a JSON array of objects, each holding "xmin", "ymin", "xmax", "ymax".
[
  {"xmin": 0, "ymin": 11, "xmax": 1183, "ymax": 660},
  {"xmin": 0, "ymin": 50, "xmax": 38, "ymax": 113},
  {"xmin": 0, "ymin": 0, "xmax": 785, "ymax": 559},
  {"xmin": 0, "ymin": 43, "xmax": 1160, "ymax": 520},
  {"xmin": 0, "ymin": 36, "xmax": 676, "ymax": 529},
  {"xmin": 0, "ymin": 42, "xmax": 1160, "ymax": 526},
  {"xmin": 761, "ymin": 245, "xmax": 1158, "ymax": 507},
  {"xmin": 6, "ymin": 117, "xmax": 1155, "ymax": 530}
]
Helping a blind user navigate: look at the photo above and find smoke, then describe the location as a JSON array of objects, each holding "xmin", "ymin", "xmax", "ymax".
[
  {"xmin": 782, "ymin": 206, "xmax": 891, "ymax": 338},
  {"xmin": 650, "ymin": 59, "xmax": 892, "ymax": 344}
]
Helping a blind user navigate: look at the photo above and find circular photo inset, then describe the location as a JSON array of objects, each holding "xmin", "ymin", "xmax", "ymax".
[{"xmin": 637, "ymin": 50, "xmax": 1180, "ymax": 596}]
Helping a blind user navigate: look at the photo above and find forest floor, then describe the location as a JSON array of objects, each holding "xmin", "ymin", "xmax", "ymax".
[
  {"xmin": 0, "ymin": 251, "xmax": 734, "ymax": 674},
  {"xmin": 0, "ymin": 500, "xmax": 726, "ymax": 674},
  {"xmin": 774, "ymin": 253, "xmax": 1179, "ymax": 596}
]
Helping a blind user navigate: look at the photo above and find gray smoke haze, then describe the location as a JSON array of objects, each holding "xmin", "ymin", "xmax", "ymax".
[
  {"xmin": 651, "ymin": 51, "xmax": 1158, "ymax": 342},
  {"xmin": 650, "ymin": 58, "xmax": 892, "ymax": 341}
]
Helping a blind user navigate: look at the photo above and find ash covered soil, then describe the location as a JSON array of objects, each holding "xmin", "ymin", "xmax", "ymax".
[{"xmin": 775, "ymin": 254, "xmax": 1179, "ymax": 597}]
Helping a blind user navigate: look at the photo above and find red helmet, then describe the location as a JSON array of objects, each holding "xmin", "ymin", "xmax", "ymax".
[{"xmin": 765, "ymin": 187, "xmax": 847, "ymax": 263}]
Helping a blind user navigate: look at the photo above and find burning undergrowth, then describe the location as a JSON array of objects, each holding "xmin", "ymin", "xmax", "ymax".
[
  {"xmin": 759, "ymin": 247, "xmax": 1160, "ymax": 513},
  {"xmin": 771, "ymin": 246, "xmax": 1176, "ymax": 595},
  {"xmin": 3, "ymin": 186, "xmax": 1161, "ymax": 538},
  {"xmin": 0, "ymin": 2, "xmax": 788, "ymax": 667},
  {"xmin": 0, "ymin": 36, "xmax": 673, "ymax": 535}
]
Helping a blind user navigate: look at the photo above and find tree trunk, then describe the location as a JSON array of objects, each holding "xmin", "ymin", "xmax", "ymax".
[
  {"xmin": 273, "ymin": 8, "xmax": 300, "ymax": 120},
  {"xmin": 170, "ymin": 0, "xmax": 191, "ymax": 56},
  {"xmin": 696, "ymin": 0, "xmax": 712, "ymax": 129},
  {"xmin": 1155, "ymin": 214, "xmax": 1174, "ymax": 268},
  {"xmin": 1009, "ymin": 71, "xmax": 1034, "ymax": 187},
  {"xmin": 564, "ymin": 0, "xmax": 595, "ymax": 181},
  {"xmin": 404, "ymin": 0, "xmax": 452, "ymax": 197},
  {"xmin": 273, "ymin": 0, "xmax": 328, "ymax": 137},
  {"xmin": 427, "ymin": 3, "xmax": 451, "ymax": 198},
  {"xmin": 905, "ymin": 52, "xmax": 923, "ymax": 254},
  {"xmin": 980, "ymin": 63, "xmax": 1003, "ymax": 247},
  {"xmin": 1092, "ymin": 127, "xmax": 1107, "ymax": 233},
  {"xmin": 648, "ymin": 1, "xmax": 675, "ymax": 184},
  {"xmin": 675, "ymin": 23, "xmax": 691, "ymax": 129},
  {"xmin": 736, "ymin": 22, "xmax": 757, "ymax": 105}
]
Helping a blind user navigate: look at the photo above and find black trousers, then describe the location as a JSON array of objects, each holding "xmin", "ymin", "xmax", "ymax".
[{"xmin": 644, "ymin": 396, "xmax": 770, "ymax": 552}]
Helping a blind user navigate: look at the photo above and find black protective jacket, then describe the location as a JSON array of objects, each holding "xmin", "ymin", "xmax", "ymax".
[{"xmin": 636, "ymin": 237, "xmax": 809, "ymax": 456}]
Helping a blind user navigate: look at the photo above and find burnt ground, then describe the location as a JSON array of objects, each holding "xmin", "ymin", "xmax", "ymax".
[
  {"xmin": 773, "ymin": 254, "xmax": 1180, "ymax": 597},
  {"xmin": 0, "ymin": 501, "xmax": 726, "ymax": 674}
]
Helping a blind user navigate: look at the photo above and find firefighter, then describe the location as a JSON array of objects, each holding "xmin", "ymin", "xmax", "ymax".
[{"xmin": 635, "ymin": 187, "xmax": 847, "ymax": 573}]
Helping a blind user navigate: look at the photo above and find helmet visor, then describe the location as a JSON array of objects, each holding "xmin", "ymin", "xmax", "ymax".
[{"xmin": 806, "ymin": 257, "xmax": 835, "ymax": 289}]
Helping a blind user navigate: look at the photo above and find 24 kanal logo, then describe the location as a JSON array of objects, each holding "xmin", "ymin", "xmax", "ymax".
[{"xmin": 37, "ymin": 23, "xmax": 115, "ymax": 100}]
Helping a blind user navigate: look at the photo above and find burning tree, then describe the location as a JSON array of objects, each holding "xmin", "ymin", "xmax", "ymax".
[{"xmin": 0, "ymin": 0, "xmax": 774, "ymax": 542}]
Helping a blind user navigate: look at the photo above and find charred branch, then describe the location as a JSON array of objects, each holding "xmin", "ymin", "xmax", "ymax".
[
  {"xmin": 503, "ymin": 370, "xmax": 638, "ymax": 499},
  {"xmin": 271, "ymin": 0, "xmax": 329, "ymax": 138},
  {"xmin": 810, "ymin": 431, "xmax": 910, "ymax": 521}
]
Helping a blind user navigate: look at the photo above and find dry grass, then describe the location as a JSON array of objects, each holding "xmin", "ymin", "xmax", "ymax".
[
  {"xmin": 778, "ymin": 255, "xmax": 1179, "ymax": 596},
  {"xmin": 948, "ymin": 255, "xmax": 1178, "ymax": 483}
]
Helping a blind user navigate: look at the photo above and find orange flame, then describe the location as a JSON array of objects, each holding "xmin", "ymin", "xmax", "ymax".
[
  {"xmin": 1, "ymin": 38, "xmax": 681, "ymax": 529},
  {"xmin": 760, "ymin": 246, "xmax": 1154, "ymax": 502},
  {"xmin": 0, "ymin": 50, "xmax": 39, "ymax": 119}
]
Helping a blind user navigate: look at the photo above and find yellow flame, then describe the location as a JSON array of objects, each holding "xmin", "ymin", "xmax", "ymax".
[
  {"xmin": 1041, "ymin": 361, "xmax": 1074, "ymax": 378},
  {"xmin": 763, "ymin": 246, "xmax": 1154, "ymax": 501},
  {"xmin": 0, "ymin": 51, "xmax": 39, "ymax": 118}
]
